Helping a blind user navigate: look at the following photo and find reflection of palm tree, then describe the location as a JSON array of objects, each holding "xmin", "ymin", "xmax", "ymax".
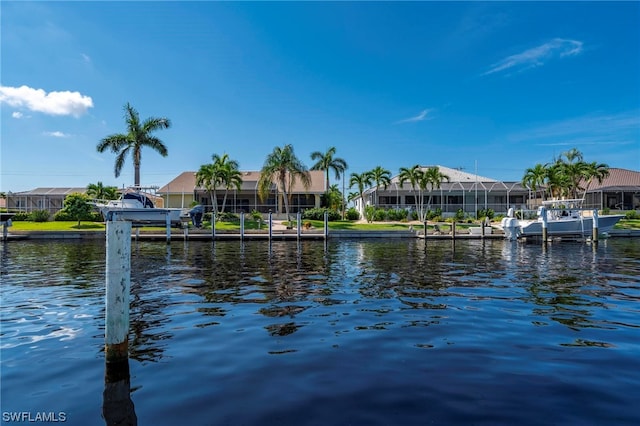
[
  {"xmin": 258, "ymin": 144, "xmax": 311, "ymax": 222},
  {"xmin": 97, "ymin": 103, "xmax": 171, "ymax": 186}
]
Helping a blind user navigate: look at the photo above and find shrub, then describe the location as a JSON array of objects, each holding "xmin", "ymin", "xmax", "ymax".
[
  {"xmin": 346, "ymin": 208, "xmax": 360, "ymax": 221},
  {"xmin": 625, "ymin": 210, "xmax": 640, "ymax": 220},
  {"xmin": 373, "ymin": 208, "xmax": 387, "ymax": 222},
  {"xmin": 29, "ymin": 210, "xmax": 50, "ymax": 222},
  {"xmin": 454, "ymin": 209, "xmax": 465, "ymax": 221},
  {"xmin": 387, "ymin": 208, "xmax": 408, "ymax": 221},
  {"xmin": 10, "ymin": 212, "xmax": 29, "ymax": 221},
  {"xmin": 218, "ymin": 212, "xmax": 239, "ymax": 222},
  {"xmin": 302, "ymin": 208, "xmax": 341, "ymax": 221},
  {"xmin": 364, "ymin": 205, "xmax": 376, "ymax": 223}
]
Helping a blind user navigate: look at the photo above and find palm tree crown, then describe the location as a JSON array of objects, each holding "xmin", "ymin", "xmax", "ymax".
[
  {"xmin": 97, "ymin": 103, "xmax": 171, "ymax": 186},
  {"xmin": 258, "ymin": 144, "xmax": 311, "ymax": 221},
  {"xmin": 310, "ymin": 146, "xmax": 348, "ymax": 192}
]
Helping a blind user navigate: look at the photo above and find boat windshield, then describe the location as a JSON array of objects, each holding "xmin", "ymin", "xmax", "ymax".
[{"xmin": 123, "ymin": 192, "xmax": 155, "ymax": 208}]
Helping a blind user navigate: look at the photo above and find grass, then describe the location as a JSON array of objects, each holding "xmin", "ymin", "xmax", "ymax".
[
  {"xmin": 9, "ymin": 221, "xmax": 106, "ymax": 231},
  {"xmin": 7, "ymin": 218, "xmax": 640, "ymax": 232}
]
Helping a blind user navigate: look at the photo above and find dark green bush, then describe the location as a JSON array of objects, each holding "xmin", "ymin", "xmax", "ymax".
[
  {"xmin": 10, "ymin": 212, "xmax": 29, "ymax": 221},
  {"xmin": 54, "ymin": 210, "xmax": 102, "ymax": 222},
  {"xmin": 373, "ymin": 208, "xmax": 387, "ymax": 221},
  {"xmin": 625, "ymin": 210, "xmax": 640, "ymax": 220},
  {"xmin": 302, "ymin": 208, "xmax": 341, "ymax": 221},
  {"xmin": 346, "ymin": 208, "xmax": 360, "ymax": 221},
  {"xmin": 29, "ymin": 210, "xmax": 50, "ymax": 222}
]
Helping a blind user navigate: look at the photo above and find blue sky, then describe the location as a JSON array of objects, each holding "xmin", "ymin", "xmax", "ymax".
[{"xmin": 2, "ymin": 1, "xmax": 639, "ymax": 193}]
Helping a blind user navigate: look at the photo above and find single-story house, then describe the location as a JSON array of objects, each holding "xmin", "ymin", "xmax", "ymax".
[
  {"xmin": 158, "ymin": 170, "xmax": 327, "ymax": 214},
  {"xmin": 581, "ymin": 168, "xmax": 640, "ymax": 210},
  {"xmin": 4, "ymin": 187, "xmax": 87, "ymax": 214},
  {"xmin": 354, "ymin": 166, "xmax": 530, "ymax": 217}
]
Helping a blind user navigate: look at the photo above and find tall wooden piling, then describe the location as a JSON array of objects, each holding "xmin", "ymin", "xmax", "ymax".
[
  {"xmin": 212, "ymin": 212, "xmax": 216, "ymax": 240},
  {"xmin": 541, "ymin": 207, "xmax": 548, "ymax": 243},
  {"xmin": 297, "ymin": 212, "xmax": 302, "ymax": 240},
  {"xmin": 105, "ymin": 220, "xmax": 132, "ymax": 363},
  {"xmin": 240, "ymin": 212, "xmax": 245, "ymax": 240},
  {"xmin": 592, "ymin": 209, "xmax": 599, "ymax": 242},
  {"xmin": 268, "ymin": 212, "xmax": 273, "ymax": 240}
]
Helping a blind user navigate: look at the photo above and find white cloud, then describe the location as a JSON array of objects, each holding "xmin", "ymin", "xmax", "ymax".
[
  {"xmin": 12, "ymin": 111, "xmax": 24, "ymax": 119},
  {"xmin": 484, "ymin": 38, "xmax": 583, "ymax": 76},
  {"xmin": 396, "ymin": 109, "xmax": 435, "ymax": 124},
  {"xmin": 43, "ymin": 131, "xmax": 71, "ymax": 138},
  {"xmin": 0, "ymin": 85, "xmax": 93, "ymax": 117}
]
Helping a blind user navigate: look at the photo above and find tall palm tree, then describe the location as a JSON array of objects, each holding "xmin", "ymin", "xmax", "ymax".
[
  {"xmin": 423, "ymin": 166, "xmax": 449, "ymax": 209},
  {"xmin": 368, "ymin": 166, "xmax": 391, "ymax": 207},
  {"xmin": 215, "ymin": 154, "xmax": 243, "ymax": 214},
  {"xmin": 349, "ymin": 171, "xmax": 373, "ymax": 214},
  {"xmin": 398, "ymin": 164, "xmax": 425, "ymax": 220},
  {"xmin": 86, "ymin": 181, "xmax": 118, "ymax": 200},
  {"xmin": 195, "ymin": 163, "xmax": 221, "ymax": 213},
  {"xmin": 310, "ymin": 146, "xmax": 348, "ymax": 192},
  {"xmin": 522, "ymin": 163, "xmax": 548, "ymax": 202},
  {"xmin": 97, "ymin": 103, "xmax": 171, "ymax": 186},
  {"xmin": 581, "ymin": 161, "xmax": 610, "ymax": 199},
  {"xmin": 258, "ymin": 144, "xmax": 311, "ymax": 223}
]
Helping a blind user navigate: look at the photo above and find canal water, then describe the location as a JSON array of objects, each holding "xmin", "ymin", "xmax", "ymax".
[{"xmin": 1, "ymin": 238, "xmax": 639, "ymax": 425}]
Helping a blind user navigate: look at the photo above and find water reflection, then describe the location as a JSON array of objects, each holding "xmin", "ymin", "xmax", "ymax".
[{"xmin": 103, "ymin": 359, "xmax": 137, "ymax": 426}]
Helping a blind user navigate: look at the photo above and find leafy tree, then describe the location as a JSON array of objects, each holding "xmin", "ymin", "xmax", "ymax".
[
  {"xmin": 258, "ymin": 144, "xmax": 311, "ymax": 223},
  {"xmin": 97, "ymin": 103, "xmax": 171, "ymax": 186},
  {"xmin": 63, "ymin": 193, "xmax": 92, "ymax": 227},
  {"xmin": 398, "ymin": 164, "xmax": 425, "ymax": 220},
  {"xmin": 86, "ymin": 181, "xmax": 118, "ymax": 200}
]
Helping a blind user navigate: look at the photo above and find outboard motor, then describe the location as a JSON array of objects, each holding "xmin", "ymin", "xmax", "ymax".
[{"xmin": 501, "ymin": 208, "xmax": 520, "ymax": 241}]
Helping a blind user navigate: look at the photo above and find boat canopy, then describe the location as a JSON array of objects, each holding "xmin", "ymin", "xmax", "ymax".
[{"xmin": 123, "ymin": 192, "xmax": 155, "ymax": 208}]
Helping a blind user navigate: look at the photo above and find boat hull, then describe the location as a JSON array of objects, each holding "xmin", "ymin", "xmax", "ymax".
[
  {"xmin": 503, "ymin": 215, "xmax": 624, "ymax": 239},
  {"xmin": 99, "ymin": 207, "xmax": 184, "ymax": 225}
]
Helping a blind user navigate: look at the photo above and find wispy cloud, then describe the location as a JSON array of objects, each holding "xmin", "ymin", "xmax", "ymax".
[
  {"xmin": 396, "ymin": 109, "xmax": 435, "ymax": 124},
  {"xmin": 0, "ymin": 85, "xmax": 93, "ymax": 117},
  {"xmin": 43, "ymin": 131, "xmax": 71, "ymax": 138},
  {"xmin": 12, "ymin": 111, "xmax": 24, "ymax": 119},
  {"xmin": 484, "ymin": 38, "xmax": 583, "ymax": 76},
  {"xmin": 507, "ymin": 111, "xmax": 640, "ymax": 146}
]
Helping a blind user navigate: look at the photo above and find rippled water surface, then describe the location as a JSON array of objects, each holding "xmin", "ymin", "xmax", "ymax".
[{"xmin": 1, "ymin": 238, "xmax": 640, "ymax": 425}]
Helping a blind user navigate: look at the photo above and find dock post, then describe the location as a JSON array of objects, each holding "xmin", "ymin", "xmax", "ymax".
[
  {"xmin": 541, "ymin": 207, "xmax": 548, "ymax": 243},
  {"xmin": 592, "ymin": 209, "xmax": 599, "ymax": 242},
  {"xmin": 240, "ymin": 212, "xmax": 245, "ymax": 240},
  {"xmin": 2, "ymin": 222, "xmax": 8, "ymax": 242},
  {"xmin": 165, "ymin": 212, "xmax": 171, "ymax": 243},
  {"xmin": 184, "ymin": 223, "xmax": 189, "ymax": 241},
  {"xmin": 452, "ymin": 221, "xmax": 456, "ymax": 239},
  {"xmin": 105, "ymin": 219, "xmax": 132, "ymax": 363},
  {"xmin": 297, "ymin": 212, "xmax": 301, "ymax": 240},
  {"xmin": 423, "ymin": 220, "xmax": 427, "ymax": 239},
  {"xmin": 324, "ymin": 210, "xmax": 329, "ymax": 240},
  {"xmin": 268, "ymin": 212, "xmax": 273, "ymax": 240}
]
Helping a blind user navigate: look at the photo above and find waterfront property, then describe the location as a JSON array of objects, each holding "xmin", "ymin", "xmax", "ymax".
[
  {"xmin": 353, "ymin": 165, "xmax": 530, "ymax": 217},
  {"xmin": 158, "ymin": 169, "xmax": 326, "ymax": 213},
  {"xmin": 2, "ymin": 238, "xmax": 640, "ymax": 425}
]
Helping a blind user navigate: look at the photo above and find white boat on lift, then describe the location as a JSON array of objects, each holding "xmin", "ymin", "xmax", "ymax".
[
  {"xmin": 499, "ymin": 199, "xmax": 624, "ymax": 240},
  {"xmin": 93, "ymin": 186, "xmax": 184, "ymax": 226}
]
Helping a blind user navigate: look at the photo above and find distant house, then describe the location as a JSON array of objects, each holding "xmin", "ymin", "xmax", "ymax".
[
  {"xmin": 5, "ymin": 187, "xmax": 87, "ymax": 214},
  {"xmin": 582, "ymin": 168, "xmax": 640, "ymax": 210},
  {"xmin": 158, "ymin": 170, "xmax": 326, "ymax": 214},
  {"xmin": 355, "ymin": 165, "xmax": 530, "ymax": 217}
]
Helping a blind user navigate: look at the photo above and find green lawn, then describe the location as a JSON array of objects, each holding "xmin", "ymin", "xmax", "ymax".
[{"xmin": 7, "ymin": 218, "xmax": 640, "ymax": 232}]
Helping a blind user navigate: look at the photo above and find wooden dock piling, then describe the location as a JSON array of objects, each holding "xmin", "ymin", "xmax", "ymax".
[{"xmin": 105, "ymin": 220, "xmax": 132, "ymax": 363}]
